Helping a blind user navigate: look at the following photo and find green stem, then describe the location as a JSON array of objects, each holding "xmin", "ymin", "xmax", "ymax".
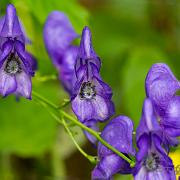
[
  {"xmin": 34, "ymin": 97, "xmax": 97, "ymax": 164},
  {"xmin": 32, "ymin": 91, "xmax": 58, "ymax": 110},
  {"xmin": 58, "ymin": 99, "xmax": 71, "ymax": 109},
  {"xmin": 60, "ymin": 111, "xmax": 135, "ymax": 167},
  {"xmin": 61, "ymin": 117, "xmax": 98, "ymax": 164},
  {"xmin": 32, "ymin": 91, "xmax": 136, "ymax": 167}
]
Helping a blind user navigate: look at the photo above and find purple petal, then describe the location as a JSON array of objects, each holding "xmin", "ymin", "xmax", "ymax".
[
  {"xmin": 0, "ymin": 68, "xmax": 17, "ymax": 96},
  {"xmin": 162, "ymin": 96, "xmax": 180, "ymax": 130},
  {"xmin": 136, "ymin": 134, "xmax": 150, "ymax": 162},
  {"xmin": 83, "ymin": 120, "xmax": 99, "ymax": 144},
  {"xmin": 92, "ymin": 154, "xmax": 127, "ymax": 180},
  {"xmin": 0, "ymin": 40, "xmax": 13, "ymax": 67},
  {"xmin": 99, "ymin": 116, "xmax": 135, "ymax": 158},
  {"xmin": 25, "ymin": 52, "xmax": 38, "ymax": 72},
  {"xmin": 14, "ymin": 40, "xmax": 34, "ymax": 76},
  {"xmin": 0, "ymin": 17, "xmax": 5, "ymax": 34},
  {"xmin": 136, "ymin": 98, "xmax": 161, "ymax": 141},
  {"xmin": 92, "ymin": 95, "xmax": 114, "ymax": 122},
  {"xmin": 75, "ymin": 26, "xmax": 101, "ymax": 72},
  {"xmin": 75, "ymin": 64, "xmax": 88, "ymax": 82},
  {"xmin": 15, "ymin": 71, "xmax": 32, "ymax": 99},
  {"xmin": 147, "ymin": 170, "xmax": 169, "ymax": 180},
  {"xmin": 59, "ymin": 46, "xmax": 78, "ymax": 94},
  {"xmin": 145, "ymin": 63, "xmax": 180, "ymax": 111},
  {"xmin": 0, "ymin": 4, "xmax": 24, "ymax": 41},
  {"xmin": 71, "ymin": 96, "xmax": 93, "ymax": 122},
  {"xmin": 43, "ymin": 11, "xmax": 78, "ymax": 66},
  {"xmin": 134, "ymin": 167, "xmax": 147, "ymax": 180},
  {"xmin": 93, "ymin": 77, "xmax": 113, "ymax": 99}
]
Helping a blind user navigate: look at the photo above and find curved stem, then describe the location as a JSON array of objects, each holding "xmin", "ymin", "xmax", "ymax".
[
  {"xmin": 32, "ymin": 91, "xmax": 136, "ymax": 167},
  {"xmin": 32, "ymin": 91, "xmax": 58, "ymax": 110},
  {"xmin": 61, "ymin": 117, "xmax": 98, "ymax": 164},
  {"xmin": 34, "ymin": 96, "xmax": 97, "ymax": 164},
  {"xmin": 60, "ymin": 111, "xmax": 135, "ymax": 167}
]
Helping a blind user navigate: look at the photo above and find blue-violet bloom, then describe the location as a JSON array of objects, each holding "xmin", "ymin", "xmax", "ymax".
[
  {"xmin": 75, "ymin": 26, "xmax": 101, "ymax": 72},
  {"xmin": 43, "ymin": 11, "xmax": 79, "ymax": 94},
  {"xmin": 145, "ymin": 63, "xmax": 180, "ymax": 149},
  {"xmin": 71, "ymin": 27, "xmax": 115, "ymax": 144},
  {"xmin": 92, "ymin": 116, "xmax": 135, "ymax": 179},
  {"xmin": 0, "ymin": 4, "xmax": 37, "ymax": 99},
  {"xmin": 134, "ymin": 98, "xmax": 176, "ymax": 180}
]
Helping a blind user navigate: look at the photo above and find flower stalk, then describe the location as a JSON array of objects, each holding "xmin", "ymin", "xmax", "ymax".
[{"xmin": 32, "ymin": 91, "xmax": 136, "ymax": 167}]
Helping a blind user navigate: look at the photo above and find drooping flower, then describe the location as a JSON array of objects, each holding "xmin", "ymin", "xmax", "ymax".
[
  {"xmin": 71, "ymin": 27, "xmax": 114, "ymax": 144},
  {"xmin": 43, "ymin": 11, "xmax": 79, "ymax": 94},
  {"xmin": 0, "ymin": 4, "xmax": 37, "ymax": 99},
  {"xmin": 134, "ymin": 98, "xmax": 176, "ymax": 180},
  {"xmin": 72, "ymin": 62, "xmax": 114, "ymax": 123},
  {"xmin": 92, "ymin": 116, "xmax": 135, "ymax": 179},
  {"xmin": 145, "ymin": 63, "xmax": 180, "ymax": 149},
  {"xmin": 75, "ymin": 26, "xmax": 101, "ymax": 72}
]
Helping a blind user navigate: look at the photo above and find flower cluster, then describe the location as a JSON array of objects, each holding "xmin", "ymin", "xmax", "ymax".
[
  {"xmin": 43, "ymin": 9, "xmax": 180, "ymax": 179},
  {"xmin": 0, "ymin": 4, "xmax": 37, "ymax": 99},
  {"xmin": 44, "ymin": 13, "xmax": 115, "ymax": 144},
  {"xmin": 71, "ymin": 27, "xmax": 115, "ymax": 144},
  {"xmin": 1, "ymin": 4, "xmax": 179, "ymax": 180}
]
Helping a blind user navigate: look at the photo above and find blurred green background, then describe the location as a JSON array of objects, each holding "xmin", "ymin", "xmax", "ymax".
[{"xmin": 0, "ymin": 0, "xmax": 180, "ymax": 179}]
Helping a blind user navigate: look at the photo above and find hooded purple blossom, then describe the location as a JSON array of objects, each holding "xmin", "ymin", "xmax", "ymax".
[
  {"xmin": 75, "ymin": 26, "xmax": 101, "ymax": 72},
  {"xmin": 71, "ymin": 27, "xmax": 115, "ymax": 144},
  {"xmin": 145, "ymin": 63, "xmax": 180, "ymax": 149},
  {"xmin": 0, "ymin": 4, "xmax": 37, "ymax": 99},
  {"xmin": 92, "ymin": 116, "xmax": 135, "ymax": 179},
  {"xmin": 43, "ymin": 11, "xmax": 79, "ymax": 94},
  {"xmin": 134, "ymin": 98, "xmax": 176, "ymax": 180}
]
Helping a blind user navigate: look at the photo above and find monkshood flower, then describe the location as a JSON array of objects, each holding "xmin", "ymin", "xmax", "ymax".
[
  {"xmin": 75, "ymin": 26, "xmax": 101, "ymax": 72},
  {"xmin": 0, "ymin": 4, "xmax": 37, "ymax": 99},
  {"xmin": 72, "ymin": 62, "xmax": 114, "ymax": 144},
  {"xmin": 134, "ymin": 98, "xmax": 176, "ymax": 180},
  {"xmin": 71, "ymin": 27, "xmax": 114, "ymax": 144},
  {"xmin": 43, "ymin": 11, "xmax": 79, "ymax": 94},
  {"xmin": 146, "ymin": 63, "xmax": 180, "ymax": 149},
  {"xmin": 92, "ymin": 116, "xmax": 135, "ymax": 179}
]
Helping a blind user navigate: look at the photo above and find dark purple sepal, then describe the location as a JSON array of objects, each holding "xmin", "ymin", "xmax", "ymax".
[
  {"xmin": 92, "ymin": 116, "xmax": 135, "ymax": 179},
  {"xmin": 0, "ymin": 4, "xmax": 25, "ymax": 43},
  {"xmin": 75, "ymin": 26, "xmax": 101, "ymax": 72},
  {"xmin": 145, "ymin": 63, "xmax": 180, "ymax": 112},
  {"xmin": 83, "ymin": 120, "xmax": 99, "ymax": 145}
]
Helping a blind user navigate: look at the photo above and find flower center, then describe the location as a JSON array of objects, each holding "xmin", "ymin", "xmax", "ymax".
[
  {"xmin": 145, "ymin": 153, "xmax": 160, "ymax": 171},
  {"xmin": 80, "ymin": 81, "xmax": 96, "ymax": 100},
  {"xmin": 5, "ymin": 54, "xmax": 22, "ymax": 75}
]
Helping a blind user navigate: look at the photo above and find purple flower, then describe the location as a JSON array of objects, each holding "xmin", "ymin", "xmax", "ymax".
[
  {"xmin": 145, "ymin": 63, "xmax": 180, "ymax": 149},
  {"xmin": 71, "ymin": 27, "xmax": 115, "ymax": 144},
  {"xmin": 134, "ymin": 98, "xmax": 176, "ymax": 180},
  {"xmin": 75, "ymin": 26, "xmax": 101, "ymax": 72},
  {"xmin": 0, "ymin": 4, "xmax": 37, "ymax": 99},
  {"xmin": 92, "ymin": 116, "xmax": 135, "ymax": 179},
  {"xmin": 43, "ymin": 11, "xmax": 79, "ymax": 94}
]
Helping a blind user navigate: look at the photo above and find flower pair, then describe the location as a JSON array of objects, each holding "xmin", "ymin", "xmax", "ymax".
[
  {"xmin": 92, "ymin": 63, "xmax": 179, "ymax": 180},
  {"xmin": 44, "ymin": 13, "xmax": 115, "ymax": 144},
  {"xmin": 0, "ymin": 4, "xmax": 37, "ymax": 99}
]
